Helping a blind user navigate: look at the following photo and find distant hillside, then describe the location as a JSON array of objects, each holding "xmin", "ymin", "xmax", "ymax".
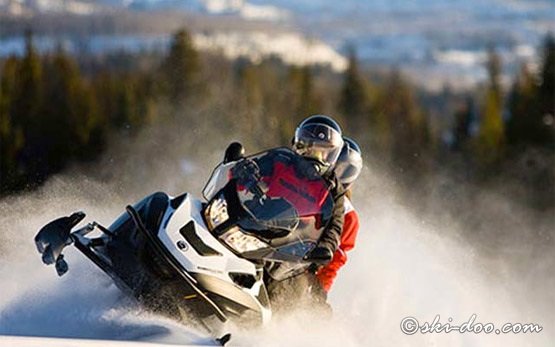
[{"xmin": 1, "ymin": 0, "xmax": 554, "ymax": 89}]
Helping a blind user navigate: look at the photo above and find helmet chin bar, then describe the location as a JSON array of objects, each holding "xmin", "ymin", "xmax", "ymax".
[
  {"xmin": 292, "ymin": 145, "xmax": 328, "ymax": 173},
  {"xmin": 306, "ymin": 158, "xmax": 330, "ymax": 175}
]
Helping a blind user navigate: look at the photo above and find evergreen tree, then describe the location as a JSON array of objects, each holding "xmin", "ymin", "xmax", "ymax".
[
  {"xmin": 381, "ymin": 69, "xmax": 429, "ymax": 172},
  {"xmin": 93, "ymin": 72, "xmax": 151, "ymax": 135},
  {"xmin": 538, "ymin": 35, "xmax": 555, "ymax": 115},
  {"xmin": 114, "ymin": 78, "xmax": 136, "ymax": 130},
  {"xmin": 235, "ymin": 61, "xmax": 263, "ymax": 138},
  {"xmin": 338, "ymin": 47, "xmax": 368, "ymax": 132},
  {"xmin": 452, "ymin": 97, "xmax": 474, "ymax": 152},
  {"xmin": 505, "ymin": 36, "xmax": 554, "ymax": 150},
  {"xmin": 288, "ymin": 65, "xmax": 321, "ymax": 118},
  {"xmin": 10, "ymin": 31, "xmax": 45, "ymax": 182},
  {"xmin": 475, "ymin": 47, "xmax": 505, "ymax": 166},
  {"xmin": 236, "ymin": 62, "xmax": 263, "ymax": 110},
  {"xmin": 0, "ymin": 57, "xmax": 24, "ymax": 193},
  {"xmin": 506, "ymin": 64, "xmax": 539, "ymax": 146},
  {"xmin": 486, "ymin": 45, "xmax": 502, "ymax": 95},
  {"xmin": 41, "ymin": 48, "xmax": 101, "ymax": 170},
  {"xmin": 240, "ymin": 59, "xmax": 284, "ymax": 147},
  {"xmin": 536, "ymin": 34, "xmax": 555, "ymax": 148},
  {"xmin": 160, "ymin": 29, "xmax": 201, "ymax": 103}
]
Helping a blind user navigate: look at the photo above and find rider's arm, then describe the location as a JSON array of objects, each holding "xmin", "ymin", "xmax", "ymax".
[{"xmin": 317, "ymin": 187, "xmax": 345, "ymax": 255}]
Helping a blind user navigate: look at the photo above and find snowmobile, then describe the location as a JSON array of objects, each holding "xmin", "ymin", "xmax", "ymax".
[{"xmin": 34, "ymin": 147, "xmax": 335, "ymax": 339}]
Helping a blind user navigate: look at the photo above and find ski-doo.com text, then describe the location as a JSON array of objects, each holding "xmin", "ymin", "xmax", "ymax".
[{"xmin": 400, "ymin": 314, "xmax": 543, "ymax": 335}]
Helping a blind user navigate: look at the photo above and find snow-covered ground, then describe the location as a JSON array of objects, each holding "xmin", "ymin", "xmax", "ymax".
[
  {"xmin": 0, "ymin": 335, "xmax": 196, "ymax": 347},
  {"xmin": 193, "ymin": 31, "xmax": 347, "ymax": 70}
]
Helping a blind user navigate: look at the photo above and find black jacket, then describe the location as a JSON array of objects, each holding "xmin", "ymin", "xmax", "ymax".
[{"xmin": 317, "ymin": 170, "xmax": 345, "ymax": 253}]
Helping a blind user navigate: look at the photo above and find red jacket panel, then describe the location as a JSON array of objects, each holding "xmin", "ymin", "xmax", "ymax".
[{"xmin": 316, "ymin": 198, "xmax": 359, "ymax": 292}]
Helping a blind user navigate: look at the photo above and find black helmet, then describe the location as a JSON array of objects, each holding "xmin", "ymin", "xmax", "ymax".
[
  {"xmin": 292, "ymin": 115, "xmax": 344, "ymax": 174},
  {"xmin": 335, "ymin": 137, "xmax": 363, "ymax": 188}
]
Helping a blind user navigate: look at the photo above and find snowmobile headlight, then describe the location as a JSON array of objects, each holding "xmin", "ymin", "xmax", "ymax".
[
  {"xmin": 221, "ymin": 227, "xmax": 268, "ymax": 253},
  {"xmin": 206, "ymin": 194, "xmax": 229, "ymax": 230}
]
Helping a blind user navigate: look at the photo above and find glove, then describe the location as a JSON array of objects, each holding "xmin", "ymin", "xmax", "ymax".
[
  {"xmin": 303, "ymin": 246, "xmax": 333, "ymax": 265},
  {"xmin": 231, "ymin": 159, "xmax": 260, "ymax": 187}
]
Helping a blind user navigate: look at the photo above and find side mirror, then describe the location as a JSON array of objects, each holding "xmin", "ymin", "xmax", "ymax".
[{"xmin": 224, "ymin": 142, "xmax": 245, "ymax": 164}]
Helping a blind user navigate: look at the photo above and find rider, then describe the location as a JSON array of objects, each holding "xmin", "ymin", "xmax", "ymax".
[
  {"xmin": 225, "ymin": 115, "xmax": 346, "ymax": 263},
  {"xmin": 292, "ymin": 115, "xmax": 346, "ymax": 263},
  {"xmin": 316, "ymin": 137, "xmax": 363, "ymax": 292}
]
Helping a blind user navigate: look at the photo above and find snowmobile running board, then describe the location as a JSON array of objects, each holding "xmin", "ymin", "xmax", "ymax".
[{"xmin": 125, "ymin": 205, "xmax": 229, "ymax": 323}]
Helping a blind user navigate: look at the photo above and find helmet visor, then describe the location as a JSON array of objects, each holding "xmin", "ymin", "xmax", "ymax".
[{"xmin": 294, "ymin": 124, "xmax": 343, "ymax": 168}]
